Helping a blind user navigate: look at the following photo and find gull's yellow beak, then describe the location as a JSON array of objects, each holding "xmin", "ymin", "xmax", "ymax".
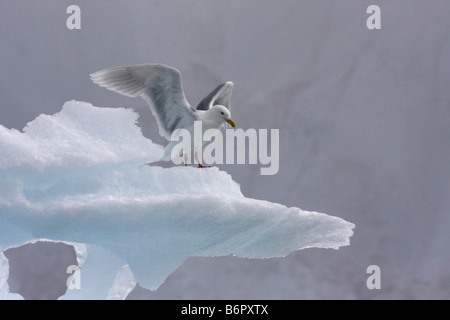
[{"xmin": 226, "ymin": 118, "xmax": 236, "ymax": 127}]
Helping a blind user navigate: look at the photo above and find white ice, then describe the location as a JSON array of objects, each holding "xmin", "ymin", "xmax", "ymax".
[{"xmin": 0, "ymin": 101, "xmax": 354, "ymax": 299}]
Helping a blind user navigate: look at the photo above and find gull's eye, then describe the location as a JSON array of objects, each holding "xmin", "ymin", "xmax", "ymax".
[{"xmin": 221, "ymin": 112, "xmax": 224, "ymax": 115}]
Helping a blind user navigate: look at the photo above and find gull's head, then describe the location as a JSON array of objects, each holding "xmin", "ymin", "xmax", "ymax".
[{"xmin": 209, "ymin": 105, "xmax": 236, "ymax": 127}]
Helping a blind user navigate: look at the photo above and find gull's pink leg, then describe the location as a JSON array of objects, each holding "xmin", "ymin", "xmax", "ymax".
[{"xmin": 195, "ymin": 151, "xmax": 210, "ymax": 168}]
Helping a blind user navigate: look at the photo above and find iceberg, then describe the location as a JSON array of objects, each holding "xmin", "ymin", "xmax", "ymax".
[{"xmin": 0, "ymin": 101, "xmax": 354, "ymax": 299}]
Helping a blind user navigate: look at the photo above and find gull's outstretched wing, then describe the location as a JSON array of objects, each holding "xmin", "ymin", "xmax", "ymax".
[
  {"xmin": 90, "ymin": 64, "xmax": 196, "ymax": 140},
  {"xmin": 196, "ymin": 81, "xmax": 234, "ymax": 111}
]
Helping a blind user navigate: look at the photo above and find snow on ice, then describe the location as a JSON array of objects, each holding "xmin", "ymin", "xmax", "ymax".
[{"xmin": 0, "ymin": 101, "xmax": 354, "ymax": 299}]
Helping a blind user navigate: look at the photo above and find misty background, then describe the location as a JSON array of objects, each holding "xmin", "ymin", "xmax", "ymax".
[{"xmin": 0, "ymin": 0, "xmax": 449, "ymax": 299}]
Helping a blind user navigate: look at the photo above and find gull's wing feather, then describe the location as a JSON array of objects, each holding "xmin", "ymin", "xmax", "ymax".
[
  {"xmin": 196, "ymin": 81, "xmax": 234, "ymax": 111},
  {"xmin": 90, "ymin": 64, "xmax": 196, "ymax": 140}
]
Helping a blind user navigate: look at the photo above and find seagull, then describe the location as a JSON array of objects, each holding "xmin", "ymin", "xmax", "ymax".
[{"xmin": 90, "ymin": 64, "xmax": 236, "ymax": 167}]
